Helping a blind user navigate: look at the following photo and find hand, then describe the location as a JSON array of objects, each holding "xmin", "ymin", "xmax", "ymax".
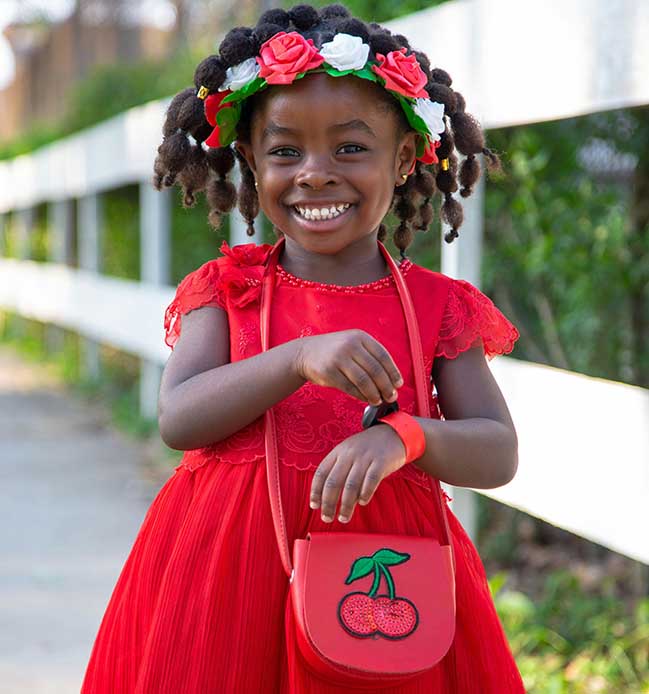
[
  {"xmin": 295, "ymin": 330, "xmax": 403, "ymax": 406},
  {"xmin": 310, "ymin": 424, "xmax": 408, "ymax": 523}
]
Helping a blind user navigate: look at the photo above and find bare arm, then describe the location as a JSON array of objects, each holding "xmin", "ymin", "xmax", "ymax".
[
  {"xmin": 412, "ymin": 343, "xmax": 518, "ymax": 489},
  {"xmin": 159, "ymin": 306, "xmax": 405, "ymax": 452},
  {"xmin": 158, "ymin": 305, "xmax": 306, "ymax": 450}
]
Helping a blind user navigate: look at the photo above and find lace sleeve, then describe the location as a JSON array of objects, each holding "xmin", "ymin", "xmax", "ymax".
[
  {"xmin": 434, "ymin": 278, "xmax": 520, "ymax": 361},
  {"xmin": 163, "ymin": 259, "xmax": 225, "ymax": 350}
]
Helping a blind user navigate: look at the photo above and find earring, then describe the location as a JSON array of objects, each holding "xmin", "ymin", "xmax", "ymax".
[
  {"xmin": 254, "ymin": 179, "xmax": 258, "ymax": 189},
  {"xmin": 401, "ymin": 173, "xmax": 408, "ymax": 181}
]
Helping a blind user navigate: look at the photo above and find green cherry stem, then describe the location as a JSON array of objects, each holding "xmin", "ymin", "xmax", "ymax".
[
  {"xmin": 368, "ymin": 563, "xmax": 381, "ymax": 597},
  {"xmin": 378, "ymin": 563, "xmax": 396, "ymax": 599}
]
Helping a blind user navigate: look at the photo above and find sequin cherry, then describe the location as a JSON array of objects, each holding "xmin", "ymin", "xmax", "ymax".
[{"xmin": 338, "ymin": 548, "xmax": 419, "ymax": 640}]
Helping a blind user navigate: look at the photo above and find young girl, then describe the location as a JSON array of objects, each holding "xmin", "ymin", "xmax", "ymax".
[{"xmin": 82, "ymin": 4, "xmax": 524, "ymax": 692}]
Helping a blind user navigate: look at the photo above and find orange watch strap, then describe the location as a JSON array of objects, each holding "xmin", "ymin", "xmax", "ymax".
[{"xmin": 377, "ymin": 410, "xmax": 426, "ymax": 463}]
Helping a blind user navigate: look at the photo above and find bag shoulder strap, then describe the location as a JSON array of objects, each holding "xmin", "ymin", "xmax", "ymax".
[{"xmin": 260, "ymin": 237, "xmax": 453, "ymax": 578}]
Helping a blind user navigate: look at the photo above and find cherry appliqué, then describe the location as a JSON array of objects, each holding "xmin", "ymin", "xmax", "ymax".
[{"xmin": 338, "ymin": 548, "xmax": 419, "ymax": 640}]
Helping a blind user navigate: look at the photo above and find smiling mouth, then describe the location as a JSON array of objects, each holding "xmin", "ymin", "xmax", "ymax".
[{"xmin": 292, "ymin": 203, "xmax": 352, "ymax": 221}]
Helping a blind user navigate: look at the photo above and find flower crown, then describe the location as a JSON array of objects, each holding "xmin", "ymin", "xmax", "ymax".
[{"xmin": 197, "ymin": 31, "xmax": 446, "ymax": 167}]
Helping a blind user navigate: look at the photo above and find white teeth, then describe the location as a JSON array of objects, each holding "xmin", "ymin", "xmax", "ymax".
[{"xmin": 294, "ymin": 203, "xmax": 351, "ymax": 221}]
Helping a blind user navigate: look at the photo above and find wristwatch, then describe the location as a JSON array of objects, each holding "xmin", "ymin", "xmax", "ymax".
[{"xmin": 362, "ymin": 400, "xmax": 400, "ymax": 429}]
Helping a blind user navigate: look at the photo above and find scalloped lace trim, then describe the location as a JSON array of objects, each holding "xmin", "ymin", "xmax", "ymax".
[{"xmin": 434, "ymin": 278, "xmax": 519, "ymax": 361}]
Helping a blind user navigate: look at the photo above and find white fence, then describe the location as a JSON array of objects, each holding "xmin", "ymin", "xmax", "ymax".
[{"xmin": 0, "ymin": 0, "xmax": 648, "ymax": 563}]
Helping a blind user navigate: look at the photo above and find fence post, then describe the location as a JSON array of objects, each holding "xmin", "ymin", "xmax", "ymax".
[
  {"xmin": 12, "ymin": 208, "xmax": 35, "ymax": 339},
  {"xmin": 139, "ymin": 182, "xmax": 171, "ymax": 420},
  {"xmin": 0, "ymin": 212, "xmax": 6, "ymax": 257},
  {"xmin": 15, "ymin": 207, "xmax": 34, "ymax": 261},
  {"xmin": 78, "ymin": 193, "xmax": 103, "ymax": 382},
  {"xmin": 46, "ymin": 199, "xmax": 75, "ymax": 353},
  {"xmin": 439, "ymin": 166, "xmax": 486, "ymax": 542}
]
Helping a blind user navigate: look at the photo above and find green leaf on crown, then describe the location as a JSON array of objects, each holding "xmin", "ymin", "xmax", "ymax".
[{"xmin": 221, "ymin": 77, "xmax": 267, "ymax": 105}]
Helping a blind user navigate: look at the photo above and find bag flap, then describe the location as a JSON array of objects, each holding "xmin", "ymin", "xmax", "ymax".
[{"xmin": 297, "ymin": 532, "xmax": 456, "ymax": 675}]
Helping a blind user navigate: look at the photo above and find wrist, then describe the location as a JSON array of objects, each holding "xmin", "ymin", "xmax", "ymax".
[
  {"xmin": 291, "ymin": 337, "xmax": 310, "ymax": 383},
  {"xmin": 377, "ymin": 411, "xmax": 426, "ymax": 464}
]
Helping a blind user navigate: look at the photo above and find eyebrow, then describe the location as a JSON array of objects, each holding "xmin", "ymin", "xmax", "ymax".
[{"xmin": 261, "ymin": 119, "xmax": 376, "ymax": 141}]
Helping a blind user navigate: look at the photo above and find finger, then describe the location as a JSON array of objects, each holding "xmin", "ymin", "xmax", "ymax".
[
  {"xmin": 351, "ymin": 351, "xmax": 399, "ymax": 404},
  {"xmin": 361, "ymin": 337, "xmax": 403, "ymax": 388},
  {"xmin": 339, "ymin": 361, "xmax": 382, "ymax": 406},
  {"xmin": 358, "ymin": 460, "xmax": 385, "ymax": 507},
  {"xmin": 310, "ymin": 452, "xmax": 338, "ymax": 511},
  {"xmin": 327, "ymin": 369, "xmax": 367, "ymax": 403},
  {"xmin": 338, "ymin": 457, "xmax": 372, "ymax": 523},
  {"xmin": 320, "ymin": 457, "xmax": 355, "ymax": 522}
]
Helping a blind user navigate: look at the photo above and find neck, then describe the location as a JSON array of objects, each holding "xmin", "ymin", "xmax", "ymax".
[{"xmin": 278, "ymin": 233, "xmax": 391, "ymax": 286}]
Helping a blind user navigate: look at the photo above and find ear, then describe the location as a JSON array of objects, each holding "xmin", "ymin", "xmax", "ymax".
[
  {"xmin": 234, "ymin": 140, "xmax": 258, "ymax": 178},
  {"xmin": 394, "ymin": 130, "xmax": 418, "ymax": 186}
]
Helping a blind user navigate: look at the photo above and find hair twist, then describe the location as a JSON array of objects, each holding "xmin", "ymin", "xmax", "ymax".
[{"xmin": 234, "ymin": 149, "xmax": 260, "ymax": 236}]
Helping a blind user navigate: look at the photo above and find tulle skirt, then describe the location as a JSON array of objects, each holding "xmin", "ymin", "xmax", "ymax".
[{"xmin": 81, "ymin": 459, "xmax": 525, "ymax": 693}]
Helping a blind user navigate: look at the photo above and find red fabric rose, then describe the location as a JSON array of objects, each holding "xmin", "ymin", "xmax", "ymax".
[
  {"xmin": 215, "ymin": 241, "xmax": 274, "ymax": 308},
  {"xmin": 418, "ymin": 138, "xmax": 441, "ymax": 165},
  {"xmin": 216, "ymin": 266, "xmax": 265, "ymax": 308},
  {"xmin": 204, "ymin": 90, "xmax": 232, "ymax": 126},
  {"xmin": 371, "ymin": 48, "xmax": 428, "ymax": 99},
  {"xmin": 256, "ymin": 31, "xmax": 324, "ymax": 85},
  {"xmin": 219, "ymin": 241, "xmax": 273, "ymax": 267},
  {"xmin": 204, "ymin": 90, "xmax": 233, "ymax": 148}
]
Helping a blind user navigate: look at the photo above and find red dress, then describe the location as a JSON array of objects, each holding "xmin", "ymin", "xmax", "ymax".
[{"xmin": 81, "ymin": 241, "xmax": 524, "ymax": 693}]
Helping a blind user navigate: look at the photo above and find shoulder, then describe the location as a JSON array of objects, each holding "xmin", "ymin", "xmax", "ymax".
[
  {"xmin": 399, "ymin": 259, "xmax": 520, "ymax": 361},
  {"xmin": 163, "ymin": 241, "xmax": 274, "ymax": 350},
  {"xmin": 401, "ymin": 259, "xmax": 453, "ymax": 298}
]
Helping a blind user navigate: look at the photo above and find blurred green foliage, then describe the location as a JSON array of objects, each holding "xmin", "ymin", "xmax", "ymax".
[
  {"xmin": 483, "ymin": 108, "xmax": 649, "ymax": 388},
  {"xmin": 491, "ymin": 572, "xmax": 649, "ymax": 693}
]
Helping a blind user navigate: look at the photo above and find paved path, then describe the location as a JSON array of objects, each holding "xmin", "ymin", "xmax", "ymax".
[{"xmin": 0, "ymin": 346, "xmax": 166, "ymax": 693}]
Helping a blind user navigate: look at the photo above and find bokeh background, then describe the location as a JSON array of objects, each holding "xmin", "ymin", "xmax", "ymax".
[{"xmin": 0, "ymin": 1, "xmax": 647, "ymax": 692}]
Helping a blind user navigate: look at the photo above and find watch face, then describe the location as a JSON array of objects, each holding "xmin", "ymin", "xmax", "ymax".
[{"xmin": 361, "ymin": 401, "xmax": 400, "ymax": 429}]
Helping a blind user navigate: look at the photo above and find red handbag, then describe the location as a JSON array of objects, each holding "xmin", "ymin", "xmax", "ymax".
[{"xmin": 260, "ymin": 238, "xmax": 456, "ymax": 688}]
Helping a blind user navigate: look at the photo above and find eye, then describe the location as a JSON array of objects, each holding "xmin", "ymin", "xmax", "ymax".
[
  {"xmin": 338, "ymin": 144, "xmax": 366, "ymax": 154},
  {"xmin": 269, "ymin": 147, "xmax": 300, "ymax": 157}
]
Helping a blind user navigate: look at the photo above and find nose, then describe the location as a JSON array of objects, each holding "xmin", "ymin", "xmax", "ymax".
[{"xmin": 295, "ymin": 154, "xmax": 339, "ymax": 190}]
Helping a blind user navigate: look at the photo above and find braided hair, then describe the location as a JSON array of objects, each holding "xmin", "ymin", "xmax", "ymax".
[{"xmin": 152, "ymin": 3, "xmax": 501, "ymax": 256}]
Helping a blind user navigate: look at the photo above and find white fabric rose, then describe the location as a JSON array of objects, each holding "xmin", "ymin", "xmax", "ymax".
[
  {"xmin": 319, "ymin": 33, "xmax": 370, "ymax": 72},
  {"xmin": 413, "ymin": 99, "xmax": 446, "ymax": 141},
  {"xmin": 219, "ymin": 57, "xmax": 260, "ymax": 92}
]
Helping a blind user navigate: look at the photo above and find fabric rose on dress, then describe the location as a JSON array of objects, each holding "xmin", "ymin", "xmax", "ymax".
[
  {"xmin": 219, "ymin": 57, "xmax": 260, "ymax": 92},
  {"xmin": 319, "ymin": 33, "xmax": 370, "ymax": 71},
  {"xmin": 215, "ymin": 241, "xmax": 274, "ymax": 308},
  {"xmin": 216, "ymin": 266, "xmax": 265, "ymax": 308},
  {"xmin": 257, "ymin": 31, "xmax": 324, "ymax": 85},
  {"xmin": 219, "ymin": 241, "xmax": 273, "ymax": 267},
  {"xmin": 371, "ymin": 47, "xmax": 428, "ymax": 99},
  {"xmin": 413, "ymin": 99, "xmax": 445, "ymax": 141}
]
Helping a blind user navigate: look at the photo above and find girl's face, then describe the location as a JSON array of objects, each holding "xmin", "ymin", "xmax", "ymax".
[{"xmin": 236, "ymin": 72, "xmax": 417, "ymax": 257}]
